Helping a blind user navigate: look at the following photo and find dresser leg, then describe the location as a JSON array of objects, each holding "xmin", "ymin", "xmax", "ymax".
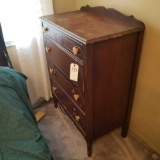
[
  {"xmin": 87, "ymin": 143, "xmax": 92, "ymax": 157},
  {"xmin": 52, "ymin": 98, "xmax": 58, "ymax": 108},
  {"xmin": 121, "ymin": 124, "xmax": 128, "ymax": 138}
]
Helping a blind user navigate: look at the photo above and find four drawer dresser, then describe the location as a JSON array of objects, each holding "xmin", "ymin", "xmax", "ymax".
[{"xmin": 40, "ymin": 5, "xmax": 145, "ymax": 156}]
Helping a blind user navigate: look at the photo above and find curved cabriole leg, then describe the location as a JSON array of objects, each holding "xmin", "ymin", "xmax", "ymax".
[{"xmin": 87, "ymin": 143, "xmax": 92, "ymax": 157}]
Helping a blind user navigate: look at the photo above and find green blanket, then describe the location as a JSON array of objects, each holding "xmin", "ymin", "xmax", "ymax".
[{"xmin": 0, "ymin": 67, "xmax": 53, "ymax": 160}]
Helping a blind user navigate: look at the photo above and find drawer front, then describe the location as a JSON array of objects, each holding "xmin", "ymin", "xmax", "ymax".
[
  {"xmin": 50, "ymin": 77, "xmax": 86, "ymax": 133},
  {"xmin": 42, "ymin": 22, "xmax": 83, "ymax": 59},
  {"xmin": 44, "ymin": 36, "xmax": 84, "ymax": 92},
  {"xmin": 42, "ymin": 22, "xmax": 63, "ymax": 45},
  {"xmin": 47, "ymin": 59, "xmax": 85, "ymax": 113},
  {"xmin": 61, "ymin": 36, "xmax": 83, "ymax": 59}
]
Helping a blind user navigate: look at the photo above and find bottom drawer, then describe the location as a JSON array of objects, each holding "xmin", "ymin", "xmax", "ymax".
[{"xmin": 50, "ymin": 77, "xmax": 86, "ymax": 134}]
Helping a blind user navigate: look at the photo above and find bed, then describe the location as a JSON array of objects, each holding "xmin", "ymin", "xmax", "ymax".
[{"xmin": 0, "ymin": 24, "xmax": 53, "ymax": 160}]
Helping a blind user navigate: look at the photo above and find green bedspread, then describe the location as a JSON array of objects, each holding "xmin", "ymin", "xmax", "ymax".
[{"xmin": 0, "ymin": 67, "xmax": 53, "ymax": 160}]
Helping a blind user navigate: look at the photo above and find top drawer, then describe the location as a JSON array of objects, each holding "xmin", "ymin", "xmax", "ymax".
[{"xmin": 42, "ymin": 21, "xmax": 83, "ymax": 59}]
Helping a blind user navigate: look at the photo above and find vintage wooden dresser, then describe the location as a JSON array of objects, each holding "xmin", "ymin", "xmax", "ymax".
[{"xmin": 40, "ymin": 6, "xmax": 145, "ymax": 156}]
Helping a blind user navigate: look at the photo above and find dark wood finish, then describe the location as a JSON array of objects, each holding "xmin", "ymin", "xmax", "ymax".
[
  {"xmin": 121, "ymin": 31, "xmax": 144, "ymax": 137},
  {"xmin": 43, "ymin": 36, "xmax": 84, "ymax": 91},
  {"xmin": 41, "ymin": 6, "xmax": 145, "ymax": 156},
  {"xmin": 0, "ymin": 23, "xmax": 12, "ymax": 67}
]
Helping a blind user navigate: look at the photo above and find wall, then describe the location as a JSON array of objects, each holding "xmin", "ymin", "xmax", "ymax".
[
  {"xmin": 75, "ymin": 0, "xmax": 160, "ymax": 154},
  {"xmin": 52, "ymin": 0, "xmax": 75, "ymax": 13}
]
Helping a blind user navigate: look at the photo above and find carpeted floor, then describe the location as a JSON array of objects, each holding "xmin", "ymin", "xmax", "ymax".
[{"xmin": 34, "ymin": 100, "xmax": 160, "ymax": 160}]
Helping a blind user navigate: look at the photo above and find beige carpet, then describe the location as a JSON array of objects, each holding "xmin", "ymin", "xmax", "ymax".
[{"xmin": 34, "ymin": 100, "xmax": 160, "ymax": 160}]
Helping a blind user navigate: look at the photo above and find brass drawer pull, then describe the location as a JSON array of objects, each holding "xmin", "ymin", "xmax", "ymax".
[
  {"xmin": 43, "ymin": 27, "xmax": 48, "ymax": 32},
  {"xmin": 50, "ymin": 68, "xmax": 54, "ymax": 74},
  {"xmin": 73, "ymin": 94, "xmax": 79, "ymax": 101},
  {"xmin": 45, "ymin": 47, "xmax": 51, "ymax": 53},
  {"xmin": 75, "ymin": 115, "xmax": 80, "ymax": 122},
  {"xmin": 72, "ymin": 46, "xmax": 79, "ymax": 55},
  {"xmin": 53, "ymin": 86, "xmax": 58, "ymax": 92},
  {"xmin": 73, "ymin": 108, "xmax": 80, "ymax": 122},
  {"xmin": 53, "ymin": 69, "xmax": 57, "ymax": 75},
  {"xmin": 50, "ymin": 68, "xmax": 57, "ymax": 75}
]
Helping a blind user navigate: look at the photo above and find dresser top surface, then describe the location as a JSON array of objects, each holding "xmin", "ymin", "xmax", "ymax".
[{"xmin": 41, "ymin": 6, "xmax": 145, "ymax": 44}]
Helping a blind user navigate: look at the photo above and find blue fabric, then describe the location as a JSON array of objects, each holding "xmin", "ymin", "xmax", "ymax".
[{"xmin": 0, "ymin": 67, "xmax": 53, "ymax": 160}]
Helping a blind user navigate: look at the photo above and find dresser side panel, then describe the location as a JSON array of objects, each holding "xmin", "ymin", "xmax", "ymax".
[{"xmin": 92, "ymin": 33, "xmax": 138, "ymax": 139}]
